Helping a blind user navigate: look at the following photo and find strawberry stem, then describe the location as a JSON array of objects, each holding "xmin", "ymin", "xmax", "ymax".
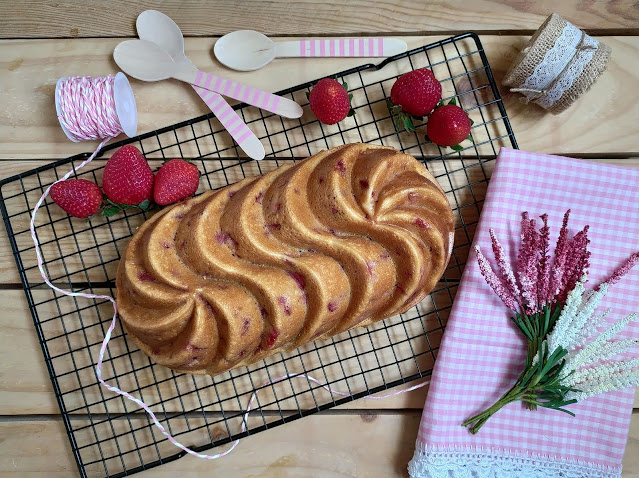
[{"xmin": 102, "ymin": 198, "xmax": 154, "ymax": 218}]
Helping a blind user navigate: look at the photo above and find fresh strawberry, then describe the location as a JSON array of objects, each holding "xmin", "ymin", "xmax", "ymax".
[
  {"xmin": 153, "ymin": 159, "xmax": 200, "ymax": 205},
  {"xmin": 426, "ymin": 102, "xmax": 472, "ymax": 149},
  {"xmin": 50, "ymin": 179, "xmax": 103, "ymax": 219},
  {"xmin": 308, "ymin": 78, "xmax": 354, "ymax": 125},
  {"xmin": 389, "ymin": 68, "xmax": 442, "ymax": 132},
  {"xmin": 102, "ymin": 145, "xmax": 154, "ymax": 206}
]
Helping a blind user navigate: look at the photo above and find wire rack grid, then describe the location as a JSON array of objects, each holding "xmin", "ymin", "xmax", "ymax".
[{"xmin": 0, "ymin": 33, "xmax": 516, "ymax": 477}]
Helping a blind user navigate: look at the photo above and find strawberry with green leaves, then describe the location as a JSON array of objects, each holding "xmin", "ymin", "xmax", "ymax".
[
  {"xmin": 102, "ymin": 145, "xmax": 154, "ymax": 217},
  {"xmin": 308, "ymin": 78, "xmax": 355, "ymax": 125},
  {"xmin": 426, "ymin": 98, "xmax": 474, "ymax": 151},
  {"xmin": 154, "ymin": 159, "xmax": 200, "ymax": 205},
  {"xmin": 50, "ymin": 179, "xmax": 103, "ymax": 219},
  {"xmin": 389, "ymin": 68, "xmax": 442, "ymax": 132}
]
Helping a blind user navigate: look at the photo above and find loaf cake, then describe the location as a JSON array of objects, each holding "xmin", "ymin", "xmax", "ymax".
[{"xmin": 116, "ymin": 143, "xmax": 455, "ymax": 375}]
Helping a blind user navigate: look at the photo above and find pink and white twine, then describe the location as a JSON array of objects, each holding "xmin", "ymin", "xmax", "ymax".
[{"xmin": 31, "ymin": 75, "xmax": 429, "ymax": 460}]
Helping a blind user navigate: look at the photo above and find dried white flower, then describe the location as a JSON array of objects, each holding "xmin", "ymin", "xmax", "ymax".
[
  {"xmin": 565, "ymin": 357, "xmax": 639, "ymax": 387},
  {"xmin": 546, "ymin": 278, "xmax": 586, "ymax": 353},
  {"xmin": 576, "ymin": 307, "xmax": 612, "ymax": 347},
  {"xmin": 543, "ymin": 273, "xmax": 639, "ymax": 402},
  {"xmin": 567, "ymin": 369, "xmax": 639, "ymax": 401},
  {"xmin": 465, "ymin": 214, "xmax": 639, "ymax": 434},
  {"xmin": 563, "ymin": 283, "xmax": 608, "ymax": 347},
  {"xmin": 590, "ymin": 339, "xmax": 639, "ymax": 365},
  {"xmin": 566, "ymin": 312, "xmax": 638, "ymax": 373}
]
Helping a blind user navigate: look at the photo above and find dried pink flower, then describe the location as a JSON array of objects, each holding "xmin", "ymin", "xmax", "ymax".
[
  {"xmin": 477, "ymin": 211, "xmax": 599, "ymax": 311},
  {"xmin": 489, "ymin": 229, "xmax": 522, "ymax": 311},
  {"xmin": 602, "ymin": 252, "xmax": 639, "ymax": 287},
  {"xmin": 536, "ymin": 214, "xmax": 551, "ymax": 306},
  {"xmin": 475, "ymin": 245, "xmax": 519, "ymax": 312},
  {"xmin": 557, "ymin": 226, "xmax": 590, "ymax": 303},
  {"xmin": 467, "ymin": 210, "xmax": 639, "ymax": 434},
  {"xmin": 517, "ymin": 213, "xmax": 540, "ymax": 313},
  {"xmin": 548, "ymin": 210, "xmax": 571, "ymax": 303}
]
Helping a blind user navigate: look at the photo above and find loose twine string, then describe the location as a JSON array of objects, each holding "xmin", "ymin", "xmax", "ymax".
[{"xmin": 31, "ymin": 75, "xmax": 430, "ymax": 460}]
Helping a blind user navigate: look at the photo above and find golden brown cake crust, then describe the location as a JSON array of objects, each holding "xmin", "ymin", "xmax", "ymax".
[{"xmin": 116, "ymin": 143, "xmax": 455, "ymax": 375}]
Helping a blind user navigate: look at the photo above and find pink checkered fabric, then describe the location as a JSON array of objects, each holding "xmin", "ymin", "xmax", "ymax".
[{"xmin": 409, "ymin": 148, "xmax": 639, "ymax": 478}]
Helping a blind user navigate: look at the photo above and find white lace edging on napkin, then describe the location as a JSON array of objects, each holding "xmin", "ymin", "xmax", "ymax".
[{"xmin": 408, "ymin": 444, "xmax": 621, "ymax": 478}]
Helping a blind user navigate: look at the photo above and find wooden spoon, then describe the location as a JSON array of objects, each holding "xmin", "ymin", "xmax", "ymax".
[
  {"xmin": 214, "ymin": 30, "xmax": 408, "ymax": 71},
  {"xmin": 114, "ymin": 39, "xmax": 303, "ymax": 119},
  {"xmin": 135, "ymin": 10, "xmax": 264, "ymax": 160}
]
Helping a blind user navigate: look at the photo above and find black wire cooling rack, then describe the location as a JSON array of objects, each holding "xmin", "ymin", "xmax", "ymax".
[{"xmin": 0, "ymin": 33, "xmax": 516, "ymax": 477}]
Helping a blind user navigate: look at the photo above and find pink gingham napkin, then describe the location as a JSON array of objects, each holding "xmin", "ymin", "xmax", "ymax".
[{"xmin": 409, "ymin": 148, "xmax": 639, "ymax": 478}]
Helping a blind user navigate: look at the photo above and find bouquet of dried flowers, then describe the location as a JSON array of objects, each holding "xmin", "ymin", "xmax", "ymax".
[{"xmin": 462, "ymin": 210, "xmax": 639, "ymax": 434}]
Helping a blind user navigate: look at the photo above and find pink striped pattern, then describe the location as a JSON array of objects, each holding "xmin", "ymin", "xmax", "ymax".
[
  {"xmin": 412, "ymin": 148, "xmax": 639, "ymax": 475},
  {"xmin": 297, "ymin": 38, "xmax": 386, "ymax": 57},
  {"xmin": 193, "ymin": 71, "xmax": 285, "ymax": 117},
  {"xmin": 56, "ymin": 76, "xmax": 123, "ymax": 141},
  {"xmin": 193, "ymin": 86, "xmax": 254, "ymax": 145}
]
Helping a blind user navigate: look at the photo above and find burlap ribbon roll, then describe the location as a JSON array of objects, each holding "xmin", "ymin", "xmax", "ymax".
[{"xmin": 502, "ymin": 13, "xmax": 611, "ymax": 114}]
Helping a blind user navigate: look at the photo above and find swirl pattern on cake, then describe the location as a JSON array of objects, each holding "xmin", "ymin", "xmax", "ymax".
[{"xmin": 116, "ymin": 143, "xmax": 455, "ymax": 375}]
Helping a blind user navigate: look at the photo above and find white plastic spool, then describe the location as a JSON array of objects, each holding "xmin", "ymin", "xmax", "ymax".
[{"xmin": 54, "ymin": 72, "xmax": 138, "ymax": 142}]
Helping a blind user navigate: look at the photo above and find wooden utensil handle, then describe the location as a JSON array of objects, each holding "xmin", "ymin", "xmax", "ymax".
[
  {"xmin": 274, "ymin": 38, "xmax": 407, "ymax": 57},
  {"xmin": 193, "ymin": 71, "xmax": 302, "ymax": 119},
  {"xmin": 192, "ymin": 86, "xmax": 265, "ymax": 160}
]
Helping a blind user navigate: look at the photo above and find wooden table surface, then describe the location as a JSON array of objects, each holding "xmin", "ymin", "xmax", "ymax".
[{"xmin": 1, "ymin": 1, "xmax": 638, "ymax": 476}]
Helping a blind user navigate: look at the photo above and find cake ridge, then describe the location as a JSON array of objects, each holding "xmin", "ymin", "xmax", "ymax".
[{"xmin": 116, "ymin": 143, "xmax": 455, "ymax": 375}]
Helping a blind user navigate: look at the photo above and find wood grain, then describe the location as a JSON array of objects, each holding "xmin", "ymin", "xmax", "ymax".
[
  {"xmin": 0, "ymin": 156, "xmax": 488, "ymax": 285},
  {"xmin": 0, "ymin": 284, "xmax": 636, "ymax": 416},
  {"xmin": 1, "ymin": 0, "xmax": 638, "ymax": 38},
  {"xmin": 2, "ymin": 3, "xmax": 638, "ymax": 476},
  {"xmin": 2, "ymin": 158, "xmax": 637, "ymax": 285},
  {"xmin": 0, "ymin": 415, "xmax": 638, "ymax": 477},
  {"xmin": 1, "ymin": 35, "xmax": 638, "ymax": 161},
  {"xmin": 0, "ymin": 285, "xmax": 440, "ymax": 415}
]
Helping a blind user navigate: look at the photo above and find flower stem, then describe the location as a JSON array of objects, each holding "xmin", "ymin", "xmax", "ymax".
[
  {"xmin": 524, "ymin": 340, "xmax": 539, "ymax": 411},
  {"xmin": 462, "ymin": 342, "xmax": 573, "ymax": 434},
  {"xmin": 461, "ymin": 384, "xmax": 527, "ymax": 434}
]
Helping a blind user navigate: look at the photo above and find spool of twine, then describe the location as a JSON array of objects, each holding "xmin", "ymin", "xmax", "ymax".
[{"xmin": 502, "ymin": 13, "xmax": 611, "ymax": 115}]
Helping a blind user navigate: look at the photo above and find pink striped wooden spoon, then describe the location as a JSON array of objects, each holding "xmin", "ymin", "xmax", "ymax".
[
  {"xmin": 135, "ymin": 10, "xmax": 264, "ymax": 160},
  {"xmin": 114, "ymin": 39, "xmax": 303, "ymax": 120},
  {"xmin": 214, "ymin": 30, "xmax": 408, "ymax": 71}
]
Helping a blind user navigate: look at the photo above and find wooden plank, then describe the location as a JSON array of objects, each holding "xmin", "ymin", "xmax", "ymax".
[
  {"xmin": 627, "ymin": 415, "xmax": 639, "ymax": 478},
  {"xmin": 1, "ymin": 36, "xmax": 638, "ymax": 160},
  {"xmin": 0, "ymin": 414, "xmax": 638, "ymax": 477},
  {"xmin": 1, "ymin": 284, "xmax": 637, "ymax": 417},
  {"xmin": 0, "ymin": 290, "xmax": 58, "ymax": 415},
  {"xmin": 1, "ymin": 0, "xmax": 638, "ymax": 38},
  {"xmin": 0, "ymin": 156, "xmax": 488, "ymax": 285},
  {"xmin": 0, "ymin": 288, "xmax": 440, "ymax": 415},
  {"xmin": 2, "ymin": 157, "xmax": 637, "ymax": 285},
  {"xmin": 3, "ymin": 415, "xmax": 420, "ymax": 477},
  {"xmin": 0, "ymin": 35, "xmax": 514, "ymax": 160},
  {"xmin": 2, "ymin": 159, "xmax": 638, "ymax": 414}
]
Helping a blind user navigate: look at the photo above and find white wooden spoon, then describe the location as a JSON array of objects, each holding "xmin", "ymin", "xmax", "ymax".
[
  {"xmin": 135, "ymin": 10, "xmax": 264, "ymax": 160},
  {"xmin": 113, "ymin": 39, "xmax": 303, "ymax": 119},
  {"xmin": 214, "ymin": 30, "xmax": 408, "ymax": 71}
]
